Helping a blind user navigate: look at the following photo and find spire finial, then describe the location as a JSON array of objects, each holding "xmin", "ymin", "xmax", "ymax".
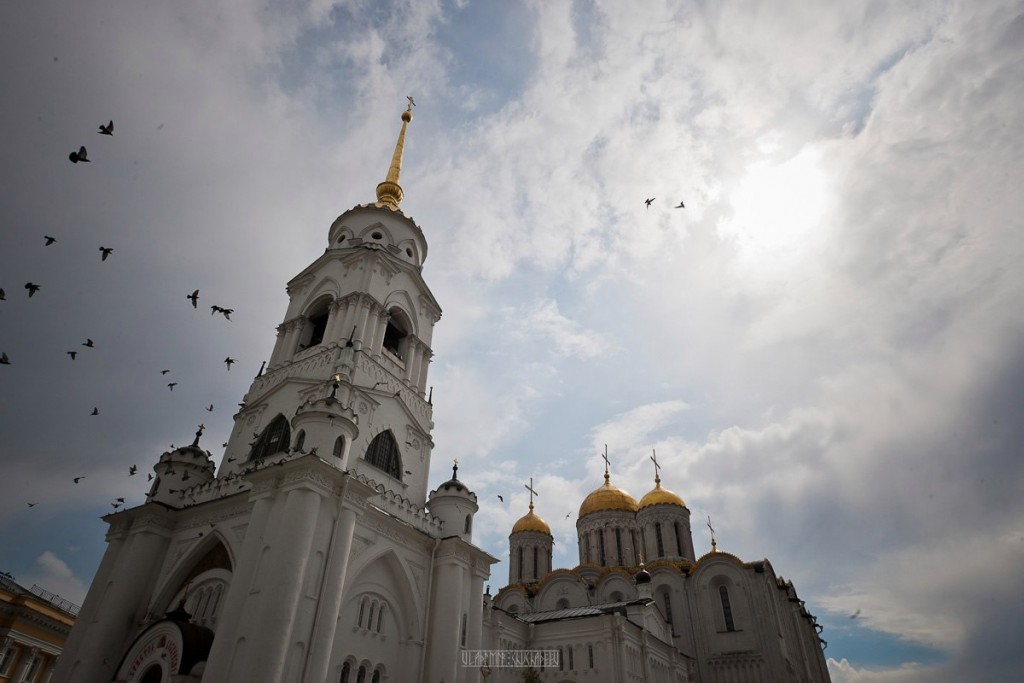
[
  {"xmin": 375, "ymin": 98, "xmax": 415, "ymax": 209},
  {"xmin": 452, "ymin": 458, "xmax": 459, "ymax": 480},
  {"xmin": 525, "ymin": 477, "xmax": 538, "ymax": 511},
  {"xmin": 601, "ymin": 445, "xmax": 611, "ymax": 483},
  {"xmin": 707, "ymin": 515, "xmax": 718, "ymax": 552},
  {"xmin": 192, "ymin": 424, "xmax": 205, "ymax": 447},
  {"xmin": 650, "ymin": 449, "xmax": 661, "ymax": 486}
]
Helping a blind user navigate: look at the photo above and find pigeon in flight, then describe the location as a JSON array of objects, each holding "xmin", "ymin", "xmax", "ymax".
[
  {"xmin": 67, "ymin": 351, "xmax": 77, "ymax": 360},
  {"xmin": 99, "ymin": 247, "xmax": 113, "ymax": 261},
  {"xmin": 168, "ymin": 382, "xmax": 177, "ymax": 391},
  {"xmin": 147, "ymin": 473, "xmax": 153, "ymax": 481},
  {"xmin": 25, "ymin": 282, "xmax": 41, "ymax": 297},
  {"xmin": 224, "ymin": 357, "xmax": 236, "ymax": 370},
  {"xmin": 497, "ymin": 495, "xmax": 504, "ymax": 502},
  {"xmin": 98, "ymin": 120, "xmax": 113, "ymax": 136},
  {"xmin": 115, "ymin": 497, "xmax": 125, "ymax": 503},
  {"xmin": 217, "ymin": 308, "xmax": 233, "ymax": 321},
  {"xmin": 645, "ymin": 197, "xmax": 655, "ymax": 208},
  {"xmin": 187, "ymin": 289, "xmax": 199, "ymax": 308},
  {"xmin": 111, "ymin": 502, "xmax": 123, "ymax": 509},
  {"xmin": 129, "ymin": 465, "xmax": 137, "ymax": 475},
  {"xmin": 44, "ymin": 235, "xmax": 57, "ymax": 245},
  {"xmin": 91, "ymin": 407, "xmax": 99, "ymax": 415},
  {"xmin": 0, "ymin": 289, "xmax": 5, "ymax": 300},
  {"xmin": 0, "ymin": 352, "xmax": 10, "ymax": 365},
  {"xmin": 69, "ymin": 146, "xmax": 90, "ymax": 163},
  {"xmin": 74, "ymin": 476, "xmax": 85, "ymax": 483},
  {"xmin": 160, "ymin": 369, "xmax": 170, "ymax": 375},
  {"xmin": 27, "ymin": 502, "xmax": 36, "ymax": 508},
  {"xmin": 82, "ymin": 338, "xmax": 94, "ymax": 348},
  {"xmin": 206, "ymin": 404, "xmax": 214, "ymax": 412},
  {"xmin": 675, "ymin": 200, "xmax": 685, "ymax": 208}
]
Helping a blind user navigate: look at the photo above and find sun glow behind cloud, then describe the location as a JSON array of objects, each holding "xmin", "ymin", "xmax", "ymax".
[{"xmin": 719, "ymin": 147, "xmax": 832, "ymax": 266}]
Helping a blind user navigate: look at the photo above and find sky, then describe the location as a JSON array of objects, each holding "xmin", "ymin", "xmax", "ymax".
[{"xmin": 1, "ymin": 0, "xmax": 1022, "ymax": 680}]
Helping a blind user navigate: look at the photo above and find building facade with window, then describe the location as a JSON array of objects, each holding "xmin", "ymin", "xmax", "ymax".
[
  {"xmin": 1, "ymin": 573, "xmax": 78, "ymax": 683},
  {"xmin": 488, "ymin": 470, "xmax": 832, "ymax": 682},
  {"xmin": 50, "ymin": 107, "xmax": 829, "ymax": 683}
]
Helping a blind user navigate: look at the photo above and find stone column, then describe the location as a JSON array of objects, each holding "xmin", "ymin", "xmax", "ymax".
[
  {"xmin": 282, "ymin": 319, "xmax": 302, "ymax": 358},
  {"xmin": 371, "ymin": 309, "xmax": 389, "ymax": 355},
  {"xmin": 201, "ymin": 492, "xmax": 275, "ymax": 681},
  {"xmin": 415, "ymin": 347, "xmax": 432, "ymax": 392},
  {"xmin": 243, "ymin": 487, "xmax": 322, "ymax": 682},
  {"xmin": 426, "ymin": 555, "xmax": 464, "ymax": 683},
  {"xmin": 464, "ymin": 572, "xmax": 485, "ymax": 683},
  {"xmin": 303, "ymin": 504, "xmax": 360, "ymax": 683}
]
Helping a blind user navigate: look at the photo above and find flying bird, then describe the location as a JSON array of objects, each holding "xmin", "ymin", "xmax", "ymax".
[
  {"xmin": 674, "ymin": 200, "xmax": 685, "ymax": 208},
  {"xmin": 82, "ymin": 338, "xmax": 94, "ymax": 347},
  {"xmin": 74, "ymin": 476, "xmax": 85, "ymax": 483},
  {"xmin": 67, "ymin": 351, "xmax": 77, "ymax": 360},
  {"xmin": 0, "ymin": 289, "xmax": 5, "ymax": 300},
  {"xmin": 645, "ymin": 197, "xmax": 655, "ymax": 208},
  {"xmin": 160, "ymin": 369, "xmax": 170, "ymax": 375},
  {"xmin": 129, "ymin": 465, "xmax": 137, "ymax": 475},
  {"xmin": 187, "ymin": 289, "xmax": 199, "ymax": 308},
  {"xmin": 111, "ymin": 502, "xmax": 123, "ymax": 509},
  {"xmin": 27, "ymin": 502, "xmax": 36, "ymax": 508},
  {"xmin": 91, "ymin": 407, "xmax": 99, "ymax": 415},
  {"xmin": 99, "ymin": 247, "xmax": 113, "ymax": 261},
  {"xmin": 44, "ymin": 235, "xmax": 57, "ymax": 245},
  {"xmin": 98, "ymin": 120, "xmax": 113, "ymax": 136},
  {"xmin": 497, "ymin": 495, "xmax": 504, "ymax": 502},
  {"xmin": 0, "ymin": 352, "xmax": 10, "ymax": 365},
  {"xmin": 115, "ymin": 497, "xmax": 125, "ymax": 503},
  {"xmin": 25, "ymin": 282, "xmax": 41, "ymax": 297},
  {"xmin": 167, "ymin": 382, "xmax": 177, "ymax": 391},
  {"xmin": 218, "ymin": 308, "xmax": 233, "ymax": 321},
  {"xmin": 224, "ymin": 357, "xmax": 235, "ymax": 370},
  {"xmin": 147, "ymin": 473, "xmax": 153, "ymax": 481},
  {"xmin": 206, "ymin": 404, "xmax": 214, "ymax": 412},
  {"xmin": 210, "ymin": 305, "xmax": 222, "ymax": 315},
  {"xmin": 69, "ymin": 146, "xmax": 90, "ymax": 163}
]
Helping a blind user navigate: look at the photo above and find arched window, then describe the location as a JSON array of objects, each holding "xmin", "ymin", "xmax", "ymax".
[
  {"xmin": 662, "ymin": 591, "xmax": 673, "ymax": 624},
  {"xmin": 249, "ymin": 414, "xmax": 290, "ymax": 461},
  {"xmin": 588, "ymin": 644, "xmax": 594, "ymax": 668},
  {"xmin": 610, "ymin": 591, "xmax": 624, "ymax": 602},
  {"xmin": 357, "ymin": 597, "xmax": 366, "ymax": 627},
  {"xmin": 376, "ymin": 604, "xmax": 385, "ymax": 633},
  {"xmin": 517, "ymin": 547, "xmax": 523, "ymax": 580},
  {"xmin": 460, "ymin": 613, "xmax": 467, "ymax": 646},
  {"xmin": 655, "ymin": 522, "xmax": 665, "ymax": 557},
  {"xmin": 365, "ymin": 430, "xmax": 402, "ymax": 479},
  {"xmin": 371, "ymin": 672, "xmax": 381, "ymax": 683},
  {"xmin": 293, "ymin": 430, "xmax": 305, "ymax": 453},
  {"xmin": 356, "ymin": 666, "xmax": 366, "ymax": 683},
  {"xmin": 382, "ymin": 308, "xmax": 411, "ymax": 360},
  {"xmin": 333, "ymin": 436, "xmax": 346, "ymax": 458},
  {"xmin": 464, "ymin": 515, "xmax": 472, "ymax": 534},
  {"xmin": 340, "ymin": 662, "xmax": 351, "ymax": 683},
  {"xmin": 599, "ymin": 532, "xmax": 606, "ymax": 565},
  {"xmin": 675, "ymin": 522, "xmax": 684, "ymax": 556},
  {"xmin": 559, "ymin": 647, "xmax": 565, "ymax": 670},
  {"xmin": 556, "ymin": 598, "xmax": 569, "ymax": 610},
  {"xmin": 368, "ymin": 601, "xmax": 377, "ymax": 630},
  {"xmin": 298, "ymin": 298, "xmax": 332, "ymax": 351},
  {"xmin": 720, "ymin": 585, "xmax": 736, "ymax": 631},
  {"xmin": 615, "ymin": 528, "xmax": 623, "ymax": 564},
  {"xmin": 532, "ymin": 547, "xmax": 538, "ymax": 579},
  {"xmin": 568, "ymin": 645, "xmax": 574, "ymax": 670}
]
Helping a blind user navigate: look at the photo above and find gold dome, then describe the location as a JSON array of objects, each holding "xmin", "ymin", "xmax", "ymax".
[
  {"xmin": 638, "ymin": 479, "xmax": 686, "ymax": 509},
  {"xmin": 579, "ymin": 474, "xmax": 639, "ymax": 518},
  {"xmin": 511, "ymin": 503, "xmax": 552, "ymax": 536}
]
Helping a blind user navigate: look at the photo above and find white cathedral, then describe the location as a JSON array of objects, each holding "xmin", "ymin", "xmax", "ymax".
[{"xmin": 51, "ymin": 106, "xmax": 831, "ymax": 683}]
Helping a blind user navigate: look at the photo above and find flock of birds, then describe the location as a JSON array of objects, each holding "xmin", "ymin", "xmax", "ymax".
[{"xmin": 2, "ymin": 119, "xmax": 256, "ymax": 512}]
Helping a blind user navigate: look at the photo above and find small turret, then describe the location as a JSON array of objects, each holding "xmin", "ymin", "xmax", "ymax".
[
  {"xmin": 148, "ymin": 426, "xmax": 215, "ymax": 507},
  {"xmin": 427, "ymin": 461, "xmax": 478, "ymax": 542}
]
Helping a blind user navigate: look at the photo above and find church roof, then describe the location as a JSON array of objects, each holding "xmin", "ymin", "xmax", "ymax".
[
  {"xmin": 513, "ymin": 599, "xmax": 649, "ymax": 623},
  {"xmin": 511, "ymin": 502, "xmax": 552, "ymax": 535},
  {"xmin": 579, "ymin": 473, "xmax": 639, "ymax": 517},
  {"xmin": 638, "ymin": 478, "xmax": 686, "ymax": 509}
]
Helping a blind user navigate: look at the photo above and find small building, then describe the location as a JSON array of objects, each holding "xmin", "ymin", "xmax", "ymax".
[{"xmin": 0, "ymin": 573, "xmax": 79, "ymax": 683}]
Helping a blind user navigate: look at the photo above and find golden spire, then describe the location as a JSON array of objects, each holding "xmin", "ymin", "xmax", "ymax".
[{"xmin": 375, "ymin": 97, "xmax": 415, "ymax": 209}]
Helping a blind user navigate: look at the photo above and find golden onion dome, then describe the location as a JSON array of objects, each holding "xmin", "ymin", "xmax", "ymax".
[
  {"xmin": 511, "ymin": 502, "xmax": 552, "ymax": 536},
  {"xmin": 579, "ymin": 474, "xmax": 639, "ymax": 518},
  {"xmin": 638, "ymin": 478, "xmax": 686, "ymax": 510}
]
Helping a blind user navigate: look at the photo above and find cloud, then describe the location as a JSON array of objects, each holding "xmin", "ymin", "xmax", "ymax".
[{"xmin": 26, "ymin": 552, "xmax": 89, "ymax": 606}]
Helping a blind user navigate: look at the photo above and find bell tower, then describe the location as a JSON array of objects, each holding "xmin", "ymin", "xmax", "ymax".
[{"xmin": 219, "ymin": 101, "xmax": 441, "ymax": 506}]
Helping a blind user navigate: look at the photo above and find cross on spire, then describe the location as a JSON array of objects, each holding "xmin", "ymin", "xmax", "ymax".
[
  {"xmin": 707, "ymin": 515, "xmax": 718, "ymax": 552},
  {"xmin": 650, "ymin": 449, "xmax": 661, "ymax": 484},
  {"xmin": 192, "ymin": 424, "xmax": 205, "ymax": 447},
  {"xmin": 452, "ymin": 458, "xmax": 459, "ymax": 479},
  {"xmin": 601, "ymin": 444, "xmax": 611, "ymax": 480},
  {"xmin": 524, "ymin": 477, "xmax": 538, "ymax": 510}
]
